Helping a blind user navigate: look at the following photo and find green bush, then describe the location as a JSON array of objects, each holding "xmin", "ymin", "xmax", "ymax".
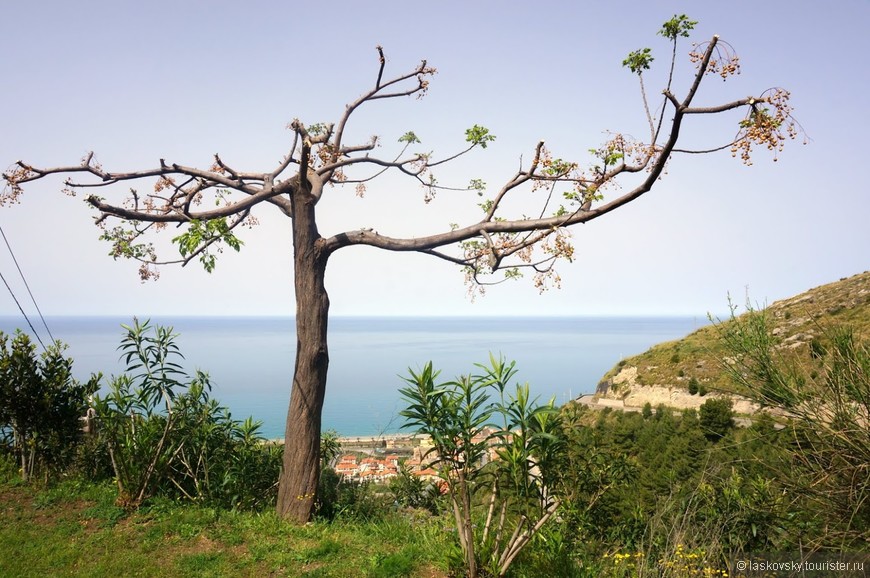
[
  {"xmin": 641, "ymin": 402, "xmax": 653, "ymax": 419},
  {"xmin": 94, "ymin": 319, "xmax": 280, "ymax": 510},
  {"xmin": 315, "ymin": 468, "xmax": 389, "ymax": 521},
  {"xmin": 0, "ymin": 331, "xmax": 98, "ymax": 482},
  {"xmin": 717, "ymin": 305, "xmax": 870, "ymax": 546},
  {"xmin": 400, "ymin": 354, "xmax": 566, "ymax": 578},
  {"xmin": 389, "ymin": 464, "xmax": 441, "ymax": 514},
  {"xmin": 71, "ymin": 433, "xmax": 114, "ymax": 482}
]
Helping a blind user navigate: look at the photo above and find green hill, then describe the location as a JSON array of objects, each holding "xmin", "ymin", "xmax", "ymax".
[{"xmin": 590, "ymin": 270, "xmax": 870, "ymax": 413}]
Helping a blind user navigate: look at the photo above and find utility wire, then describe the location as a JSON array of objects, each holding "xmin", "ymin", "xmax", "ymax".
[
  {"xmin": 0, "ymin": 267, "xmax": 48, "ymax": 350},
  {"xmin": 0, "ymin": 226, "xmax": 55, "ymax": 343}
]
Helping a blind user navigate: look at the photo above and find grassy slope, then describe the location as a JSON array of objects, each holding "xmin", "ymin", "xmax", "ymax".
[
  {"xmin": 0, "ymin": 480, "xmax": 449, "ymax": 578},
  {"xmin": 597, "ymin": 270, "xmax": 870, "ymax": 397}
]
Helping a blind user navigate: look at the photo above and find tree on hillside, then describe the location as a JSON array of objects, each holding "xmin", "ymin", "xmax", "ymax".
[
  {"xmin": 2, "ymin": 15, "xmax": 800, "ymax": 522},
  {"xmin": 699, "ymin": 397, "xmax": 734, "ymax": 441}
]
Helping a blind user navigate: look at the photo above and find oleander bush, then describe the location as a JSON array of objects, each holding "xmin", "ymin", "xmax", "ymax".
[{"xmin": 93, "ymin": 318, "xmax": 281, "ymax": 510}]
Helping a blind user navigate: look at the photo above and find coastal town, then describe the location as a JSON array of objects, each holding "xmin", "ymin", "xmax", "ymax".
[
  {"xmin": 331, "ymin": 434, "xmax": 437, "ymax": 484},
  {"xmin": 332, "ymin": 430, "xmax": 497, "ymax": 484}
]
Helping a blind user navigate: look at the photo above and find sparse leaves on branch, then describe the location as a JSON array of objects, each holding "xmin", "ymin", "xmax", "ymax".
[
  {"xmin": 0, "ymin": 20, "xmax": 803, "ymax": 296},
  {"xmin": 468, "ymin": 178, "xmax": 486, "ymax": 195},
  {"xmin": 171, "ymin": 218, "xmax": 244, "ymax": 273}
]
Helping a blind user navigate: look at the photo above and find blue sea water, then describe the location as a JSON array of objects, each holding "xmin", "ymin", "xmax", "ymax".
[{"xmin": 0, "ymin": 315, "xmax": 708, "ymax": 439}]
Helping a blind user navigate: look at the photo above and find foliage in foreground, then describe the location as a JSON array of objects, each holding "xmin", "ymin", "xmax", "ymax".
[
  {"xmin": 400, "ymin": 355, "xmax": 566, "ymax": 578},
  {"xmin": 0, "ymin": 331, "xmax": 98, "ymax": 482},
  {"xmin": 716, "ymin": 302, "xmax": 870, "ymax": 547},
  {"xmin": 94, "ymin": 318, "xmax": 282, "ymax": 510},
  {"xmin": 5, "ymin": 290, "xmax": 870, "ymax": 575},
  {"xmin": 2, "ymin": 312, "xmax": 869, "ymax": 575}
]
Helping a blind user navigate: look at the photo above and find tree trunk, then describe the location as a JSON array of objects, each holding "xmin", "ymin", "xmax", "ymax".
[
  {"xmin": 14, "ymin": 425, "xmax": 28, "ymax": 483},
  {"xmin": 276, "ymin": 176, "xmax": 331, "ymax": 523}
]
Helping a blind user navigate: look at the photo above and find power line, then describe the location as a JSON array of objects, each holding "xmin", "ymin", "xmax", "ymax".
[
  {"xmin": 0, "ymin": 267, "xmax": 48, "ymax": 350},
  {"xmin": 0, "ymin": 226, "xmax": 55, "ymax": 344}
]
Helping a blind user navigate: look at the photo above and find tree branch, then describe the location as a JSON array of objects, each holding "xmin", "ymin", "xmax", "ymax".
[
  {"xmin": 683, "ymin": 97, "xmax": 756, "ymax": 115},
  {"xmin": 2, "ymin": 33, "xmax": 797, "ymax": 291},
  {"xmin": 682, "ymin": 35, "xmax": 720, "ymax": 108},
  {"xmin": 86, "ymin": 182, "xmax": 284, "ymax": 223},
  {"xmin": 321, "ymin": 46, "xmax": 434, "ymax": 184}
]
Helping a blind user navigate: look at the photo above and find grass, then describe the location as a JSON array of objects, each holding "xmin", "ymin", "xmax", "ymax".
[{"xmin": 0, "ymin": 479, "xmax": 450, "ymax": 578}]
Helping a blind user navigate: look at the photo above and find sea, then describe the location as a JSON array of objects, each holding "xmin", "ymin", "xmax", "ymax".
[{"xmin": 0, "ymin": 315, "xmax": 708, "ymax": 439}]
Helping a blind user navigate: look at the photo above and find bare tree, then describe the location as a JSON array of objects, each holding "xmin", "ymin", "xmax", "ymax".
[{"xmin": 2, "ymin": 15, "xmax": 801, "ymax": 522}]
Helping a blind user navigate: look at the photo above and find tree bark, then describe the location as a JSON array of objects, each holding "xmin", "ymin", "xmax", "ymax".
[{"xmin": 276, "ymin": 177, "xmax": 331, "ymax": 522}]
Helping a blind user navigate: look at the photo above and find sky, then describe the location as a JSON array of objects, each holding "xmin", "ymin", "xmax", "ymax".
[{"xmin": 0, "ymin": 0, "xmax": 867, "ymax": 320}]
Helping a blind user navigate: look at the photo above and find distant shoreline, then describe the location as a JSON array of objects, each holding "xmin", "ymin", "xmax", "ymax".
[
  {"xmin": 0, "ymin": 315, "xmax": 707, "ymax": 440},
  {"xmin": 269, "ymin": 433, "xmax": 421, "ymax": 446}
]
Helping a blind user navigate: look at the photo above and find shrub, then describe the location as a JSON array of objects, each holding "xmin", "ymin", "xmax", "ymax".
[
  {"xmin": 94, "ymin": 318, "xmax": 280, "ymax": 510},
  {"xmin": 0, "ymin": 331, "xmax": 99, "ymax": 482},
  {"xmin": 718, "ymin": 305, "xmax": 870, "ymax": 546},
  {"xmin": 400, "ymin": 354, "xmax": 566, "ymax": 578},
  {"xmin": 389, "ymin": 463, "xmax": 441, "ymax": 514},
  {"xmin": 315, "ymin": 468, "xmax": 389, "ymax": 521}
]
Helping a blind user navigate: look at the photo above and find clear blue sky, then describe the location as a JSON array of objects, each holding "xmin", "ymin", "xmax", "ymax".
[{"xmin": 0, "ymin": 1, "xmax": 867, "ymax": 318}]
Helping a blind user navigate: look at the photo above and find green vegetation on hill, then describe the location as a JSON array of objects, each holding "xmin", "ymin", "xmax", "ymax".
[{"xmin": 599, "ymin": 270, "xmax": 870, "ymax": 397}]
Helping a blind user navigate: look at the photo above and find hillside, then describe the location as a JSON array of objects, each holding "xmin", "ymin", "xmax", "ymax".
[{"xmin": 588, "ymin": 270, "xmax": 870, "ymax": 414}]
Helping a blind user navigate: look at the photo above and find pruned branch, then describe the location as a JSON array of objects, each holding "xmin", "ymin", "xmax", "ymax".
[
  {"xmin": 317, "ymin": 31, "xmax": 799, "ymax": 295},
  {"xmin": 85, "ymin": 182, "xmax": 282, "ymax": 223},
  {"xmin": 321, "ymin": 46, "xmax": 435, "ymax": 183},
  {"xmin": 2, "ymin": 27, "xmax": 800, "ymax": 290}
]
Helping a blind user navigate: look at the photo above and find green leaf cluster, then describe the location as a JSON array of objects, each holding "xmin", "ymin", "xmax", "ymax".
[
  {"xmin": 172, "ymin": 218, "xmax": 244, "ymax": 273},
  {"xmin": 543, "ymin": 157, "xmax": 576, "ymax": 178},
  {"xmin": 622, "ymin": 48, "xmax": 654, "ymax": 75},
  {"xmin": 307, "ymin": 123, "xmax": 328, "ymax": 136},
  {"xmin": 465, "ymin": 125, "xmax": 496, "ymax": 149},
  {"xmin": 623, "ymin": 15, "xmax": 697, "ymax": 75},
  {"xmin": 658, "ymin": 14, "xmax": 697, "ymax": 40},
  {"xmin": 398, "ymin": 131, "xmax": 421, "ymax": 144},
  {"xmin": 468, "ymin": 178, "xmax": 486, "ymax": 196}
]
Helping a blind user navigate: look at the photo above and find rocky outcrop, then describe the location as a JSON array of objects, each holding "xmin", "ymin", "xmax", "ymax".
[{"xmin": 592, "ymin": 364, "xmax": 759, "ymax": 415}]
